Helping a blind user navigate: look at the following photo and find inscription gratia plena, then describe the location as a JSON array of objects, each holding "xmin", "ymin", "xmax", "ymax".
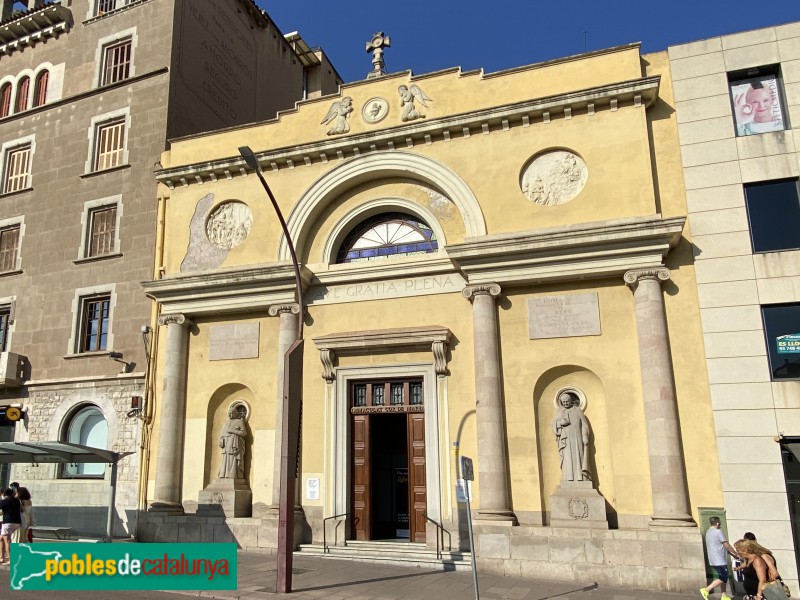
[{"xmin": 308, "ymin": 274, "xmax": 463, "ymax": 305}]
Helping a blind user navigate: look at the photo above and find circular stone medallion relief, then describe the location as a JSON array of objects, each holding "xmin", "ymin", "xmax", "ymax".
[
  {"xmin": 521, "ymin": 150, "xmax": 588, "ymax": 206},
  {"xmin": 362, "ymin": 97, "xmax": 389, "ymax": 123},
  {"xmin": 206, "ymin": 201, "xmax": 253, "ymax": 250}
]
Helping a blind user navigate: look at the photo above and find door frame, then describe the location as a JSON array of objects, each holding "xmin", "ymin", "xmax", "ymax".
[{"xmin": 327, "ymin": 363, "xmax": 442, "ymax": 534}]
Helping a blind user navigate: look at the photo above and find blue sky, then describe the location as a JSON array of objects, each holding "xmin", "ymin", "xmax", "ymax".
[{"xmin": 257, "ymin": 1, "xmax": 800, "ymax": 83}]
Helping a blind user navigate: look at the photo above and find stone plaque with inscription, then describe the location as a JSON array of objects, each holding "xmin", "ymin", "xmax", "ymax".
[
  {"xmin": 306, "ymin": 273, "xmax": 466, "ymax": 306},
  {"xmin": 528, "ymin": 293, "xmax": 601, "ymax": 339},
  {"xmin": 209, "ymin": 323, "xmax": 260, "ymax": 360}
]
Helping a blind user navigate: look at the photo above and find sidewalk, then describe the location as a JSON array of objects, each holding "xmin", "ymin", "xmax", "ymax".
[{"xmin": 176, "ymin": 551, "xmax": 709, "ymax": 600}]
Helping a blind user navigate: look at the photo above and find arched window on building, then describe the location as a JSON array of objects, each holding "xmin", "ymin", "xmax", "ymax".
[
  {"xmin": 0, "ymin": 83, "xmax": 12, "ymax": 118},
  {"xmin": 15, "ymin": 76, "xmax": 29, "ymax": 113},
  {"xmin": 336, "ymin": 212, "xmax": 438, "ymax": 263},
  {"xmin": 33, "ymin": 70, "xmax": 49, "ymax": 108},
  {"xmin": 62, "ymin": 405, "xmax": 109, "ymax": 477}
]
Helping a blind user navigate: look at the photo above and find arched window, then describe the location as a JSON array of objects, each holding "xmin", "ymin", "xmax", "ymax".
[
  {"xmin": 33, "ymin": 70, "xmax": 48, "ymax": 107},
  {"xmin": 63, "ymin": 405, "xmax": 108, "ymax": 477},
  {"xmin": 15, "ymin": 76, "xmax": 29, "ymax": 113},
  {"xmin": 336, "ymin": 212, "xmax": 438, "ymax": 263},
  {"xmin": 0, "ymin": 83, "xmax": 11, "ymax": 118}
]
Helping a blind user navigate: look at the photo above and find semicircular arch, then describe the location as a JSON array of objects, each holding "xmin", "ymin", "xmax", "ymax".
[
  {"xmin": 278, "ymin": 150, "xmax": 486, "ymax": 262},
  {"xmin": 322, "ymin": 197, "xmax": 448, "ymax": 265}
]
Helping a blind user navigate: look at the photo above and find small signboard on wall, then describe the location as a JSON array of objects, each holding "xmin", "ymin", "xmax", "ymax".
[
  {"xmin": 305, "ymin": 478, "xmax": 320, "ymax": 501},
  {"xmin": 777, "ymin": 334, "xmax": 800, "ymax": 354}
]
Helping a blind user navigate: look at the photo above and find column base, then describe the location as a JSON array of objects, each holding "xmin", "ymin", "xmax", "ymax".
[
  {"xmin": 148, "ymin": 501, "xmax": 184, "ymax": 515},
  {"xmin": 649, "ymin": 513, "xmax": 697, "ymax": 528},
  {"xmin": 475, "ymin": 508, "xmax": 517, "ymax": 525}
]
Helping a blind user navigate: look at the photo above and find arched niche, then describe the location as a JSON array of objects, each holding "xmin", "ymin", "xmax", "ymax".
[
  {"xmin": 278, "ymin": 151, "xmax": 486, "ymax": 262},
  {"xmin": 533, "ymin": 365, "xmax": 613, "ymax": 522},
  {"xmin": 204, "ymin": 383, "xmax": 255, "ymax": 488}
]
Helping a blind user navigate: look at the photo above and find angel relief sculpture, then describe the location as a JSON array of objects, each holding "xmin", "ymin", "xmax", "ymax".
[
  {"xmin": 321, "ymin": 96, "xmax": 354, "ymax": 135},
  {"xmin": 398, "ymin": 84, "xmax": 431, "ymax": 122}
]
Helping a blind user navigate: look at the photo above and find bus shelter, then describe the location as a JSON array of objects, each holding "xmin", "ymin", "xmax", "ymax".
[{"xmin": 0, "ymin": 442, "xmax": 133, "ymax": 542}]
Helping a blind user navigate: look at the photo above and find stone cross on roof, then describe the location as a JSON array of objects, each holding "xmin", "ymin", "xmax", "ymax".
[{"xmin": 366, "ymin": 31, "xmax": 390, "ymax": 79}]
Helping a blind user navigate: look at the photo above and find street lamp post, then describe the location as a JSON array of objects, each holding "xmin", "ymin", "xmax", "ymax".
[{"xmin": 239, "ymin": 146, "xmax": 304, "ymax": 593}]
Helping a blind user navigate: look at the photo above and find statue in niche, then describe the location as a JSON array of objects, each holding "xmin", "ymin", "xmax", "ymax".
[
  {"xmin": 321, "ymin": 97, "xmax": 354, "ymax": 135},
  {"xmin": 551, "ymin": 391, "xmax": 591, "ymax": 482},
  {"xmin": 398, "ymin": 84, "xmax": 431, "ymax": 122},
  {"xmin": 218, "ymin": 405, "xmax": 248, "ymax": 479}
]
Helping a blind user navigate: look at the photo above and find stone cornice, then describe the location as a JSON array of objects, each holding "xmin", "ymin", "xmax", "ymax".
[
  {"xmin": 0, "ymin": 4, "xmax": 72, "ymax": 57},
  {"xmin": 446, "ymin": 215, "xmax": 685, "ymax": 286},
  {"xmin": 313, "ymin": 326, "xmax": 452, "ymax": 352},
  {"xmin": 142, "ymin": 264, "xmax": 310, "ymax": 316},
  {"xmin": 313, "ymin": 326, "xmax": 453, "ymax": 381},
  {"xmin": 156, "ymin": 76, "xmax": 660, "ymax": 188}
]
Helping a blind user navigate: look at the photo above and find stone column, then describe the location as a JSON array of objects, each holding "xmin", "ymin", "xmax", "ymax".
[
  {"xmin": 624, "ymin": 268, "xmax": 694, "ymax": 527},
  {"xmin": 150, "ymin": 313, "xmax": 193, "ymax": 512},
  {"xmin": 462, "ymin": 284, "xmax": 516, "ymax": 523},
  {"xmin": 268, "ymin": 303, "xmax": 300, "ymax": 508}
]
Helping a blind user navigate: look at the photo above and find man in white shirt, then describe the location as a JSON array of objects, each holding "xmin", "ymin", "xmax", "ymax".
[{"xmin": 701, "ymin": 516, "xmax": 739, "ymax": 600}]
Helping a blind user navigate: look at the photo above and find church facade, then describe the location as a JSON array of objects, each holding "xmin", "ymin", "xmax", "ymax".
[{"xmin": 140, "ymin": 42, "xmax": 722, "ymax": 592}]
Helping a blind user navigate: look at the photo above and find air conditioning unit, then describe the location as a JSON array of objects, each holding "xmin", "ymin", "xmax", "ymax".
[{"xmin": 0, "ymin": 352, "xmax": 25, "ymax": 387}]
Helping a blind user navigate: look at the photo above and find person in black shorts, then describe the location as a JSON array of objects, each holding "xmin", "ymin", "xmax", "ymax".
[{"xmin": 0, "ymin": 488, "xmax": 22, "ymax": 564}]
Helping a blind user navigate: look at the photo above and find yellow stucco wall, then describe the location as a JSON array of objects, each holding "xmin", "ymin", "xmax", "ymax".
[{"xmin": 146, "ymin": 45, "xmax": 723, "ymax": 526}]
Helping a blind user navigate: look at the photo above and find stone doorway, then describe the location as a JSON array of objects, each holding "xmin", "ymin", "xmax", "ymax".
[{"xmin": 350, "ymin": 379, "xmax": 427, "ymax": 543}]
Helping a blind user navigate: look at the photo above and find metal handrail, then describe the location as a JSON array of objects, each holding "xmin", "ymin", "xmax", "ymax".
[
  {"xmin": 423, "ymin": 513, "xmax": 451, "ymax": 561},
  {"xmin": 322, "ymin": 512, "xmax": 350, "ymax": 554}
]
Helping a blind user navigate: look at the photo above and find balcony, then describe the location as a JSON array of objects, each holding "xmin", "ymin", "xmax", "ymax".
[
  {"xmin": 0, "ymin": 352, "xmax": 25, "ymax": 387},
  {"xmin": 0, "ymin": 2, "xmax": 72, "ymax": 58}
]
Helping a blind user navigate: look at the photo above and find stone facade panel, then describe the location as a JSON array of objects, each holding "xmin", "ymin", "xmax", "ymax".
[
  {"xmin": 669, "ymin": 53, "xmax": 726, "ymax": 81},
  {"xmin": 678, "ymin": 117, "xmax": 736, "ymax": 145},
  {"xmin": 697, "ymin": 280, "xmax": 759, "ymax": 308},
  {"xmin": 739, "ymin": 153, "xmax": 799, "ymax": 182},
  {"xmin": 723, "ymin": 43, "xmax": 781, "ymax": 72},
  {"xmin": 700, "ymin": 306, "xmax": 763, "ymax": 333},
  {"xmin": 703, "ymin": 331, "xmax": 767, "ymax": 359},
  {"xmin": 722, "ymin": 28, "xmax": 777, "ymax": 50},
  {"xmin": 693, "ymin": 231, "xmax": 755, "ymax": 261},
  {"xmin": 548, "ymin": 537, "xmax": 586, "ymax": 563},
  {"xmin": 714, "ymin": 409, "xmax": 780, "ymax": 436}
]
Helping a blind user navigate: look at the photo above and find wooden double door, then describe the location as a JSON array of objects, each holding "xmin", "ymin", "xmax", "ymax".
[{"xmin": 351, "ymin": 379, "xmax": 426, "ymax": 542}]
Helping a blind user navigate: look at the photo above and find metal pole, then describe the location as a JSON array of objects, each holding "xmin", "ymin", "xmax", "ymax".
[
  {"xmin": 461, "ymin": 456, "xmax": 479, "ymax": 600},
  {"xmin": 106, "ymin": 460, "xmax": 118, "ymax": 543},
  {"xmin": 238, "ymin": 146, "xmax": 305, "ymax": 594},
  {"xmin": 240, "ymin": 147, "xmax": 304, "ymax": 341},
  {"xmin": 465, "ymin": 487, "xmax": 479, "ymax": 600}
]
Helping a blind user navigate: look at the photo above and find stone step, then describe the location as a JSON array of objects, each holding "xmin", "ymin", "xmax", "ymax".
[{"xmin": 296, "ymin": 541, "xmax": 472, "ymax": 571}]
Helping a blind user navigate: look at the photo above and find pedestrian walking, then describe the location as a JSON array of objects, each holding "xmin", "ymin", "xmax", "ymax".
[
  {"xmin": 12, "ymin": 487, "xmax": 33, "ymax": 544},
  {"xmin": 701, "ymin": 516, "xmax": 739, "ymax": 600},
  {"xmin": 0, "ymin": 488, "xmax": 22, "ymax": 564}
]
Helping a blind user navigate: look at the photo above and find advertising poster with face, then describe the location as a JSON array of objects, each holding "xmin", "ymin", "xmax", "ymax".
[{"xmin": 730, "ymin": 76, "xmax": 785, "ymax": 136}]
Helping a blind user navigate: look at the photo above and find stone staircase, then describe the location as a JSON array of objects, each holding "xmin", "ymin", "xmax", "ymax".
[{"xmin": 296, "ymin": 539, "xmax": 472, "ymax": 571}]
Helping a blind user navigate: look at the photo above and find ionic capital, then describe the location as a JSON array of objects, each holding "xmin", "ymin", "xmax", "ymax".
[
  {"xmin": 157, "ymin": 313, "xmax": 193, "ymax": 328},
  {"xmin": 462, "ymin": 283, "xmax": 501, "ymax": 302},
  {"xmin": 268, "ymin": 303, "xmax": 301, "ymax": 317},
  {"xmin": 624, "ymin": 268, "xmax": 670, "ymax": 290}
]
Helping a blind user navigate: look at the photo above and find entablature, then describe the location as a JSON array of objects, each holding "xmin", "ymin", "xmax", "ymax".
[
  {"xmin": 156, "ymin": 76, "xmax": 660, "ymax": 189},
  {"xmin": 142, "ymin": 263, "xmax": 310, "ymax": 317},
  {"xmin": 446, "ymin": 215, "xmax": 685, "ymax": 286}
]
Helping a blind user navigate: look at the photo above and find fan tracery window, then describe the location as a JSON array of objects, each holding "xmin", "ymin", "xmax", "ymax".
[{"xmin": 336, "ymin": 212, "xmax": 438, "ymax": 263}]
